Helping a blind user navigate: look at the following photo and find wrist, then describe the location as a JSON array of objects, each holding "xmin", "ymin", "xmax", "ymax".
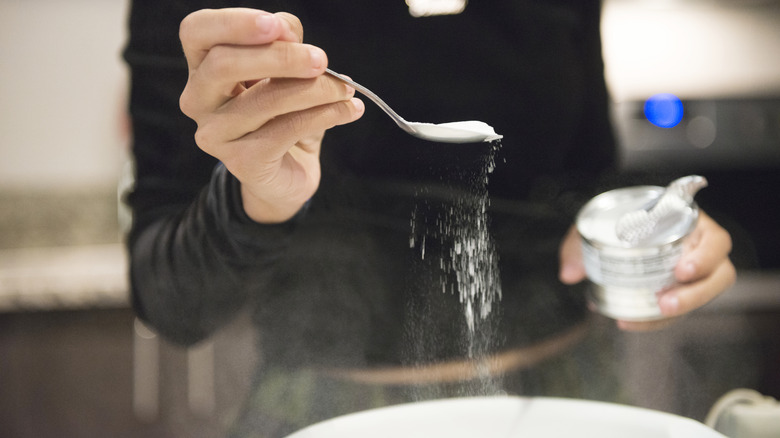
[{"xmin": 240, "ymin": 184, "xmax": 307, "ymax": 224}]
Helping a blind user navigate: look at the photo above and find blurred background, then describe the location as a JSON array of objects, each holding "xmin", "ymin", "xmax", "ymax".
[{"xmin": 0, "ymin": 0, "xmax": 778, "ymax": 436}]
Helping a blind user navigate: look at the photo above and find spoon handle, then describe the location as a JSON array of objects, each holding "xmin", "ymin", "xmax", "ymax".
[{"xmin": 325, "ymin": 68, "xmax": 415, "ymax": 134}]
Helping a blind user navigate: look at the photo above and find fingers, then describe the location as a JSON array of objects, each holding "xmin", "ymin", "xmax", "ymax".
[
  {"xmin": 559, "ymin": 225, "xmax": 586, "ymax": 284},
  {"xmin": 658, "ymin": 257, "xmax": 736, "ymax": 316},
  {"xmin": 675, "ymin": 212, "xmax": 733, "ymax": 283},
  {"xmin": 274, "ymin": 12, "xmax": 304, "ymax": 42},
  {"xmin": 192, "ymin": 75, "xmax": 360, "ymax": 157},
  {"xmin": 222, "ymin": 97, "xmax": 365, "ymax": 174},
  {"xmin": 614, "ymin": 211, "xmax": 735, "ymax": 332},
  {"xmin": 179, "ymin": 8, "xmax": 316, "ymax": 113},
  {"xmin": 655, "ymin": 211, "xmax": 736, "ymax": 315},
  {"xmin": 195, "ymin": 75, "xmax": 355, "ymax": 156},
  {"xmin": 181, "ymin": 42, "xmax": 328, "ymax": 117},
  {"xmin": 180, "ymin": 9, "xmax": 301, "ymax": 70},
  {"xmin": 177, "ymin": 8, "xmax": 352, "ymax": 177},
  {"xmin": 616, "ymin": 257, "xmax": 735, "ymax": 332}
]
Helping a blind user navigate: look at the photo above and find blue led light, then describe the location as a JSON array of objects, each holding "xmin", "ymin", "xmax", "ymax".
[{"xmin": 644, "ymin": 93, "xmax": 684, "ymax": 128}]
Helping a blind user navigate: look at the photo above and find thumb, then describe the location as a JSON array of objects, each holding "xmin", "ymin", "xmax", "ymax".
[
  {"xmin": 274, "ymin": 12, "xmax": 304, "ymax": 43},
  {"xmin": 559, "ymin": 225, "xmax": 587, "ymax": 284}
]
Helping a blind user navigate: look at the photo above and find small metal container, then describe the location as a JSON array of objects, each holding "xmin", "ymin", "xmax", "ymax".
[{"xmin": 576, "ymin": 186, "xmax": 699, "ymax": 321}]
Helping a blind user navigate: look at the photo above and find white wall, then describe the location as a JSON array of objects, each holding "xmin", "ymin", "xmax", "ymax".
[
  {"xmin": 602, "ymin": 0, "xmax": 780, "ymax": 101},
  {"xmin": 0, "ymin": 0, "xmax": 129, "ymax": 191}
]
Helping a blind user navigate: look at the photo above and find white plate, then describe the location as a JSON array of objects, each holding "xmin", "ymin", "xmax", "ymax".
[{"xmin": 285, "ymin": 396, "xmax": 726, "ymax": 438}]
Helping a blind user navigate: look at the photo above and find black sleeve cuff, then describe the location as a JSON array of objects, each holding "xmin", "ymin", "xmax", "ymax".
[{"xmin": 205, "ymin": 163, "xmax": 305, "ymax": 256}]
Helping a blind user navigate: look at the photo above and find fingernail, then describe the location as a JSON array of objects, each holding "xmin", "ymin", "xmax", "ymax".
[
  {"xmin": 680, "ymin": 261, "xmax": 696, "ymax": 281},
  {"xmin": 309, "ymin": 47, "xmax": 324, "ymax": 70},
  {"xmin": 351, "ymin": 98, "xmax": 365, "ymax": 114},
  {"xmin": 660, "ymin": 295, "xmax": 679, "ymax": 315},
  {"xmin": 255, "ymin": 13, "xmax": 276, "ymax": 35}
]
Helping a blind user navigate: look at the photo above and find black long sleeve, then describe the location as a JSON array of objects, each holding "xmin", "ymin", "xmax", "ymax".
[
  {"xmin": 128, "ymin": 165, "xmax": 297, "ymax": 345},
  {"xmin": 124, "ymin": 0, "xmax": 299, "ymax": 345}
]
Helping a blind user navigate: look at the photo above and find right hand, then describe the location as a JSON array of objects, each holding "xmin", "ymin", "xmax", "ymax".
[{"xmin": 178, "ymin": 8, "xmax": 365, "ymax": 223}]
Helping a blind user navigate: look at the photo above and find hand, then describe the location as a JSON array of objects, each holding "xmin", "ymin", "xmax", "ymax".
[
  {"xmin": 178, "ymin": 8, "xmax": 365, "ymax": 223},
  {"xmin": 558, "ymin": 211, "xmax": 736, "ymax": 331}
]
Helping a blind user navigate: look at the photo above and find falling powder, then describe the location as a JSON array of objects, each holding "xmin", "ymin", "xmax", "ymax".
[{"xmin": 410, "ymin": 140, "xmax": 503, "ymax": 358}]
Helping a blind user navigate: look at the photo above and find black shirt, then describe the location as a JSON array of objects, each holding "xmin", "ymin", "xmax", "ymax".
[{"xmin": 124, "ymin": 0, "xmax": 615, "ymax": 369}]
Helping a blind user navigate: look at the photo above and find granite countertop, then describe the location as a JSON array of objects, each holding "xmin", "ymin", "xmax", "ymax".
[
  {"xmin": 0, "ymin": 189, "xmax": 129, "ymax": 312},
  {"xmin": 0, "ymin": 244, "xmax": 129, "ymax": 312}
]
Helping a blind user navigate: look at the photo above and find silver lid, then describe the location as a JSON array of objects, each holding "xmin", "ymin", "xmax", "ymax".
[{"xmin": 577, "ymin": 185, "xmax": 700, "ymax": 249}]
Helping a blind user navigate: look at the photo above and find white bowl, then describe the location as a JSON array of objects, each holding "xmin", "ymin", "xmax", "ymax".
[{"xmin": 285, "ymin": 396, "xmax": 725, "ymax": 438}]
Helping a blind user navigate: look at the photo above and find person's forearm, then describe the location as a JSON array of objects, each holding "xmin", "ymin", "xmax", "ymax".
[{"xmin": 128, "ymin": 165, "xmax": 295, "ymax": 345}]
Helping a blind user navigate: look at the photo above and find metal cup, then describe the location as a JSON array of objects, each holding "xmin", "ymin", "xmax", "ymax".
[{"xmin": 576, "ymin": 185, "xmax": 699, "ymax": 321}]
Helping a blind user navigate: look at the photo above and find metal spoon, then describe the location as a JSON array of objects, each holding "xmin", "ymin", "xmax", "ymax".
[
  {"xmin": 615, "ymin": 175, "xmax": 708, "ymax": 244},
  {"xmin": 325, "ymin": 68, "xmax": 502, "ymax": 144}
]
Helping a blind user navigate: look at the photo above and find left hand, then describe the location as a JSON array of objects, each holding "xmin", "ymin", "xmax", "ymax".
[{"xmin": 558, "ymin": 211, "xmax": 736, "ymax": 331}]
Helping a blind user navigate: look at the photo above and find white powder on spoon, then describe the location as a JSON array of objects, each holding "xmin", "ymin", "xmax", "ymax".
[
  {"xmin": 436, "ymin": 121, "xmax": 503, "ymax": 142},
  {"xmin": 408, "ymin": 120, "xmax": 503, "ymax": 143}
]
